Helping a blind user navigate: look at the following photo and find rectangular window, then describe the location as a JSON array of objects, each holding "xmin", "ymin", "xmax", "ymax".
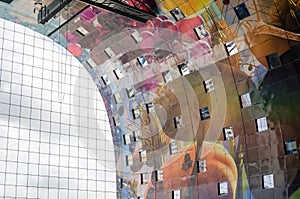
[
  {"xmin": 86, "ymin": 58, "xmax": 97, "ymax": 68},
  {"xmin": 170, "ymin": 8, "xmax": 185, "ymax": 21},
  {"xmin": 154, "ymin": 170, "xmax": 163, "ymax": 181},
  {"xmin": 1, "ymin": 0, "xmax": 14, "ymax": 3},
  {"xmin": 172, "ymin": 189, "xmax": 180, "ymax": 199},
  {"xmin": 113, "ymin": 93, "xmax": 122, "ymax": 104},
  {"xmin": 137, "ymin": 56, "xmax": 149, "ymax": 68},
  {"xmin": 223, "ymin": 126, "xmax": 234, "ymax": 140},
  {"xmin": 76, "ymin": 26, "xmax": 89, "ymax": 36},
  {"xmin": 146, "ymin": 102, "xmax": 155, "ymax": 114},
  {"xmin": 266, "ymin": 52, "xmax": 281, "ymax": 69},
  {"xmin": 240, "ymin": 93, "xmax": 252, "ymax": 108},
  {"xmin": 141, "ymin": 173, "xmax": 148, "ymax": 184},
  {"xmin": 174, "ymin": 115, "xmax": 183, "ymax": 128},
  {"xmin": 113, "ymin": 68, "xmax": 124, "ymax": 80},
  {"xmin": 120, "ymin": 177, "xmax": 127, "ymax": 188},
  {"xmin": 123, "ymin": 133, "xmax": 134, "ymax": 145},
  {"xmin": 296, "ymin": 10, "xmax": 300, "ymax": 24},
  {"xmin": 139, "ymin": 151, "xmax": 147, "ymax": 162},
  {"xmin": 126, "ymin": 154, "xmax": 133, "ymax": 166},
  {"xmin": 200, "ymin": 107, "xmax": 210, "ymax": 120},
  {"xmin": 113, "ymin": 116, "xmax": 120, "ymax": 126},
  {"xmin": 256, "ymin": 117, "xmax": 268, "ymax": 132},
  {"xmin": 197, "ymin": 160, "xmax": 207, "ymax": 173},
  {"xmin": 263, "ymin": 174, "xmax": 274, "ymax": 189},
  {"xmin": 169, "ymin": 141, "xmax": 178, "ymax": 155},
  {"xmin": 101, "ymin": 74, "xmax": 111, "ymax": 86},
  {"xmin": 133, "ymin": 131, "xmax": 142, "ymax": 141},
  {"xmin": 225, "ymin": 40, "xmax": 238, "ymax": 56},
  {"xmin": 218, "ymin": 181, "xmax": 228, "ymax": 195},
  {"xmin": 131, "ymin": 31, "xmax": 143, "ymax": 43},
  {"xmin": 234, "ymin": 3, "xmax": 250, "ymax": 20},
  {"xmin": 104, "ymin": 47, "xmax": 116, "ymax": 58},
  {"xmin": 132, "ymin": 108, "xmax": 140, "ymax": 119},
  {"xmin": 194, "ymin": 25, "xmax": 209, "ymax": 40},
  {"xmin": 162, "ymin": 70, "xmax": 173, "ymax": 83},
  {"xmin": 284, "ymin": 139, "xmax": 298, "ymax": 155},
  {"xmin": 204, "ymin": 79, "xmax": 214, "ymax": 93},
  {"xmin": 177, "ymin": 62, "xmax": 190, "ymax": 76},
  {"xmin": 126, "ymin": 87, "xmax": 135, "ymax": 98}
]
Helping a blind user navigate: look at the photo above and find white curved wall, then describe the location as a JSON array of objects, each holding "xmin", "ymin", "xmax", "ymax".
[{"xmin": 0, "ymin": 18, "xmax": 116, "ymax": 198}]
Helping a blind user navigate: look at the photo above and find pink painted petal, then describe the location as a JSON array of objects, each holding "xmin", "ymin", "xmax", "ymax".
[
  {"xmin": 140, "ymin": 31, "xmax": 155, "ymax": 52},
  {"xmin": 80, "ymin": 8, "xmax": 96, "ymax": 23},
  {"xmin": 64, "ymin": 31, "xmax": 78, "ymax": 43},
  {"xmin": 67, "ymin": 43, "xmax": 82, "ymax": 57}
]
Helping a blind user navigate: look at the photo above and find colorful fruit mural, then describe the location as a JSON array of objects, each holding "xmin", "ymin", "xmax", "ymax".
[{"xmin": 1, "ymin": 0, "xmax": 300, "ymax": 198}]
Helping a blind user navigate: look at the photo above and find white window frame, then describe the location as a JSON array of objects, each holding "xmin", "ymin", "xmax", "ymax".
[
  {"xmin": 198, "ymin": 159, "xmax": 207, "ymax": 173},
  {"xmin": 263, "ymin": 174, "xmax": 274, "ymax": 189},
  {"xmin": 218, "ymin": 181, "xmax": 228, "ymax": 195},
  {"xmin": 225, "ymin": 40, "xmax": 238, "ymax": 56},
  {"xmin": 204, "ymin": 79, "xmax": 214, "ymax": 93},
  {"xmin": 240, "ymin": 93, "xmax": 252, "ymax": 108},
  {"xmin": 256, "ymin": 117, "xmax": 268, "ymax": 132},
  {"xmin": 223, "ymin": 126, "xmax": 234, "ymax": 140}
]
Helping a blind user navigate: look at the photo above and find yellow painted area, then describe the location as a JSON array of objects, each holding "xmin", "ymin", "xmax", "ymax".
[
  {"xmin": 163, "ymin": 0, "xmax": 212, "ymax": 16},
  {"xmin": 178, "ymin": 2, "xmax": 194, "ymax": 16}
]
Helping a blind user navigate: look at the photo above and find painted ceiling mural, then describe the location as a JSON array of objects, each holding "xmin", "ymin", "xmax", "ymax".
[{"xmin": 1, "ymin": 0, "xmax": 300, "ymax": 198}]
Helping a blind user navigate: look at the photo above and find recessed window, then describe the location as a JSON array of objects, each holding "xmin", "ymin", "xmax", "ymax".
[
  {"xmin": 225, "ymin": 40, "xmax": 238, "ymax": 56},
  {"xmin": 146, "ymin": 102, "xmax": 155, "ymax": 114},
  {"xmin": 169, "ymin": 141, "xmax": 178, "ymax": 155},
  {"xmin": 133, "ymin": 131, "xmax": 142, "ymax": 141},
  {"xmin": 194, "ymin": 25, "xmax": 209, "ymax": 40},
  {"xmin": 86, "ymin": 58, "xmax": 97, "ymax": 68},
  {"xmin": 200, "ymin": 107, "xmax": 210, "ymax": 120},
  {"xmin": 126, "ymin": 87, "xmax": 135, "ymax": 98},
  {"xmin": 223, "ymin": 126, "xmax": 234, "ymax": 140},
  {"xmin": 113, "ymin": 68, "xmax": 124, "ymax": 80},
  {"xmin": 139, "ymin": 150, "xmax": 147, "ymax": 162},
  {"xmin": 234, "ymin": 3, "xmax": 250, "ymax": 20},
  {"xmin": 174, "ymin": 115, "xmax": 183, "ymax": 128},
  {"xmin": 123, "ymin": 133, "xmax": 134, "ymax": 145},
  {"xmin": 131, "ymin": 30, "xmax": 143, "ymax": 43},
  {"xmin": 154, "ymin": 170, "xmax": 163, "ymax": 181},
  {"xmin": 218, "ymin": 181, "xmax": 228, "ymax": 196},
  {"xmin": 101, "ymin": 74, "xmax": 111, "ymax": 85},
  {"xmin": 126, "ymin": 154, "xmax": 133, "ymax": 166},
  {"xmin": 204, "ymin": 79, "xmax": 214, "ymax": 93},
  {"xmin": 197, "ymin": 160, "xmax": 207, "ymax": 173},
  {"xmin": 120, "ymin": 177, "xmax": 127, "ymax": 188},
  {"xmin": 262, "ymin": 174, "xmax": 274, "ymax": 189},
  {"xmin": 113, "ymin": 116, "xmax": 120, "ymax": 126},
  {"xmin": 1, "ymin": 0, "xmax": 14, "ymax": 3},
  {"xmin": 284, "ymin": 139, "xmax": 298, "ymax": 155},
  {"xmin": 113, "ymin": 93, "xmax": 122, "ymax": 104},
  {"xmin": 141, "ymin": 173, "xmax": 148, "ymax": 184},
  {"xmin": 240, "ymin": 93, "xmax": 252, "ymax": 108},
  {"xmin": 266, "ymin": 52, "xmax": 281, "ymax": 69},
  {"xmin": 76, "ymin": 26, "xmax": 89, "ymax": 36},
  {"xmin": 137, "ymin": 56, "xmax": 149, "ymax": 68},
  {"xmin": 162, "ymin": 70, "xmax": 173, "ymax": 83},
  {"xmin": 256, "ymin": 117, "xmax": 268, "ymax": 132},
  {"xmin": 104, "ymin": 47, "xmax": 116, "ymax": 58},
  {"xmin": 132, "ymin": 108, "xmax": 140, "ymax": 119},
  {"xmin": 295, "ymin": 10, "xmax": 300, "ymax": 23},
  {"xmin": 172, "ymin": 189, "xmax": 180, "ymax": 199},
  {"xmin": 170, "ymin": 8, "xmax": 185, "ymax": 21},
  {"xmin": 177, "ymin": 62, "xmax": 190, "ymax": 76}
]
